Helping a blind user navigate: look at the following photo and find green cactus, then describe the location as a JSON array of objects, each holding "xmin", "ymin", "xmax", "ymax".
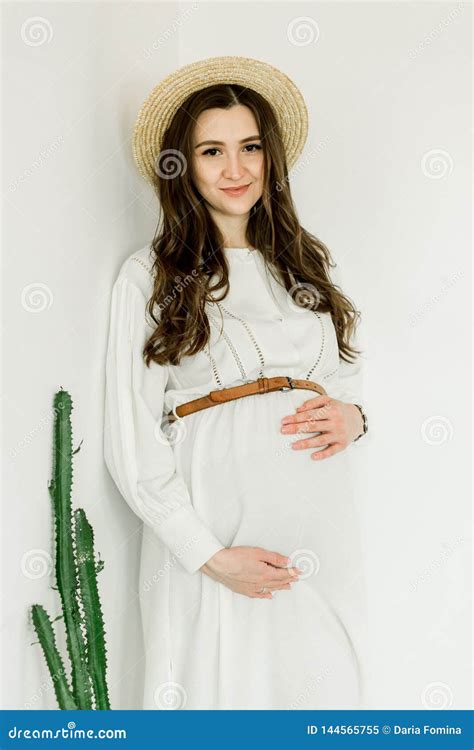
[
  {"xmin": 30, "ymin": 388, "xmax": 111, "ymax": 709},
  {"xmin": 30, "ymin": 604, "xmax": 77, "ymax": 709},
  {"xmin": 74, "ymin": 508, "xmax": 110, "ymax": 709}
]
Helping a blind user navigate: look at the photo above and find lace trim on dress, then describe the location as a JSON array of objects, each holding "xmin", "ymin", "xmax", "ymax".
[
  {"xmin": 131, "ymin": 254, "xmax": 330, "ymax": 387},
  {"xmin": 210, "ymin": 301, "xmax": 266, "ymax": 381},
  {"xmin": 130, "ymin": 255, "xmax": 153, "ymax": 275},
  {"xmin": 203, "ymin": 342, "xmax": 223, "ymax": 388},
  {"xmin": 305, "ymin": 312, "xmax": 326, "ymax": 380},
  {"xmin": 206, "ymin": 301, "xmax": 327, "ymax": 386}
]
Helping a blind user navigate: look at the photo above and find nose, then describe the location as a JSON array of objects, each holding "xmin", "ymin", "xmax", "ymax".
[{"xmin": 222, "ymin": 152, "xmax": 247, "ymax": 180}]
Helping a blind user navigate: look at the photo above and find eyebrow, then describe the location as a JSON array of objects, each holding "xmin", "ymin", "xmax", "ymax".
[{"xmin": 194, "ymin": 135, "xmax": 261, "ymax": 149}]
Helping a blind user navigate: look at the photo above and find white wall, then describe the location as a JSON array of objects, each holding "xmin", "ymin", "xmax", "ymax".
[{"xmin": 2, "ymin": 1, "xmax": 471, "ymax": 710}]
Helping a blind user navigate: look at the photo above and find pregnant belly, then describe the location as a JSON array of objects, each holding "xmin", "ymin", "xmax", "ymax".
[
  {"xmin": 168, "ymin": 389, "xmax": 368, "ymax": 702},
  {"xmin": 171, "ymin": 389, "xmax": 357, "ymax": 552}
]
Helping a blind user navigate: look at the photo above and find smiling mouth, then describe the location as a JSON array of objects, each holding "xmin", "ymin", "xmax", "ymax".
[{"xmin": 220, "ymin": 184, "xmax": 251, "ymax": 195}]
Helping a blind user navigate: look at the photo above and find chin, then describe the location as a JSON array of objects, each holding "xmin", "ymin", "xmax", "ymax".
[{"xmin": 220, "ymin": 204, "xmax": 253, "ymax": 216}]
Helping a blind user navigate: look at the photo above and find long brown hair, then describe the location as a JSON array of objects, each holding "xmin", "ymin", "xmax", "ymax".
[{"xmin": 142, "ymin": 83, "xmax": 362, "ymax": 369}]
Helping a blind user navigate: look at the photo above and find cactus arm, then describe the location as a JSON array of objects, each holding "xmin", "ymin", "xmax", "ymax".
[
  {"xmin": 48, "ymin": 390, "xmax": 93, "ymax": 709},
  {"xmin": 74, "ymin": 509, "xmax": 111, "ymax": 710},
  {"xmin": 30, "ymin": 604, "xmax": 77, "ymax": 710}
]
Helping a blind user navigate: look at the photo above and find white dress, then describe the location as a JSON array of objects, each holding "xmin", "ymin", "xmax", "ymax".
[{"xmin": 104, "ymin": 243, "xmax": 369, "ymax": 710}]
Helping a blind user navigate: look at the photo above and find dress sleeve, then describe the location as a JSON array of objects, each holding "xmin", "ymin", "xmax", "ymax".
[
  {"xmin": 328, "ymin": 261, "xmax": 371, "ymax": 444},
  {"xmin": 103, "ymin": 274, "xmax": 226, "ymax": 574}
]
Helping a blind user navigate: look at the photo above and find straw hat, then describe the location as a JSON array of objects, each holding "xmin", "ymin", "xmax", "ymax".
[{"xmin": 132, "ymin": 55, "xmax": 309, "ymax": 185}]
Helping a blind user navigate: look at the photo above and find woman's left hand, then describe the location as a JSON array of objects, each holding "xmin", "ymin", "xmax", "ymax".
[{"xmin": 280, "ymin": 395, "xmax": 364, "ymax": 461}]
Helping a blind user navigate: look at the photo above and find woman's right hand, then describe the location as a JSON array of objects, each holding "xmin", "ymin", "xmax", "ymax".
[{"xmin": 200, "ymin": 546, "xmax": 302, "ymax": 599}]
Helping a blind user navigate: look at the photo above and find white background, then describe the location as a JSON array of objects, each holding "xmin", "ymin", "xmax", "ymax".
[{"xmin": 2, "ymin": 1, "xmax": 471, "ymax": 710}]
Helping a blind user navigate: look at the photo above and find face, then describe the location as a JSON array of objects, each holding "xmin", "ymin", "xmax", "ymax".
[{"xmin": 191, "ymin": 104, "xmax": 264, "ymax": 223}]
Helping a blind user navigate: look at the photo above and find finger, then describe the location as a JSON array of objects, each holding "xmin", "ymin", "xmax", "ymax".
[
  {"xmin": 263, "ymin": 560, "xmax": 302, "ymax": 574},
  {"xmin": 295, "ymin": 395, "xmax": 332, "ymax": 413},
  {"xmin": 291, "ymin": 433, "xmax": 338, "ymax": 450},
  {"xmin": 258, "ymin": 549, "xmax": 294, "ymax": 569},
  {"xmin": 264, "ymin": 570, "xmax": 300, "ymax": 584},
  {"xmin": 267, "ymin": 582, "xmax": 293, "ymax": 591},
  {"xmin": 281, "ymin": 417, "xmax": 332, "ymax": 434},
  {"xmin": 240, "ymin": 583, "xmax": 270, "ymax": 599},
  {"xmin": 261, "ymin": 581, "xmax": 295, "ymax": 596},
  {"xmin": 262, "ymin": 562, "xmax": 302, "ymax": 580},
  {"xmin": 311, "ymin": 444, "xmax": 341, "ymax": 461},
  {"xmin": 253, "ymin": 582, "xmax": 291, "ymax": 596},
  {"xmin": 282, "ymin": 404, "xmax": 334, "ymax": 426}
]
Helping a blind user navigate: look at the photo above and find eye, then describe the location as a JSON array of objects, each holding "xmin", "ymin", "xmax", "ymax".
[{"xmin": 201, "ymin": 143, "xmax": 262, "ymax": 157}]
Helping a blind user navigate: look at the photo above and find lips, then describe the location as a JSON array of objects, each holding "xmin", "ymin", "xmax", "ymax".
[{"xmin": 220, "ymin": 184, "xmax": 250, "ymax": 196}]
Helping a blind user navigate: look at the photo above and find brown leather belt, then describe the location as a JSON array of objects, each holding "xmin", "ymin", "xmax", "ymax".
[{"xmin": 166, "ymin": 376, "xmax": 327, "ymax": 422}]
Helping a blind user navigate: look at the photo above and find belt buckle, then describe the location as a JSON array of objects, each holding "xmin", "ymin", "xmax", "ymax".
[{"xmin": 280, "ymin": 376, "xmax": 295, "ymax": 391}]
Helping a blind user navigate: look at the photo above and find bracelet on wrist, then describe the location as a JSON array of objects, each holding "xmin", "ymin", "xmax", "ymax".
[{"xmin": 353, "ymin": 403, "xmax": 368, "ymax": 441}]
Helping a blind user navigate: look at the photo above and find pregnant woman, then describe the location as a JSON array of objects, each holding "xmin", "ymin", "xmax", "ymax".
[{"xmin": 104, "ymin": 56, "xmax": 370, "ymax": 710}]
